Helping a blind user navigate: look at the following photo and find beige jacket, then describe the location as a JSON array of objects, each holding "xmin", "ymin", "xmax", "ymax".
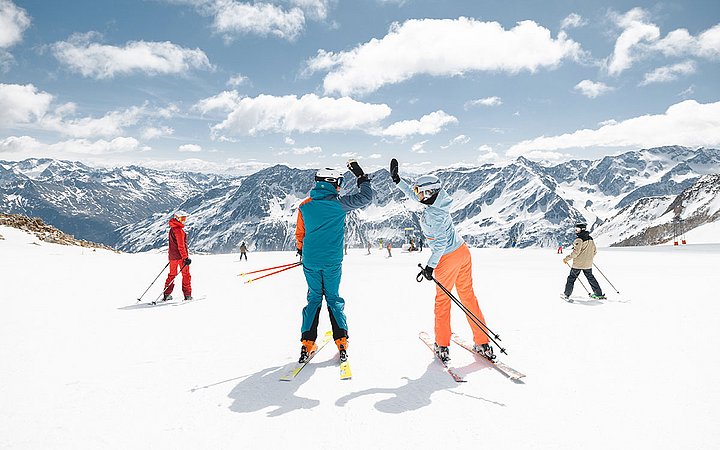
[{"xmin": 563, "ymin": 233, "xmax": 597, "ymax": 269}]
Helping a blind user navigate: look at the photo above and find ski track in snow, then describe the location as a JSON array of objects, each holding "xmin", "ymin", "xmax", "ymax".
[{"xmin": 1, "ymin": 225, "xmax": 719, "ymax": 449}]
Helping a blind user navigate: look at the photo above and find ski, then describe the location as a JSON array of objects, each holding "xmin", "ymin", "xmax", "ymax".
[
  {"xmin": 339, "ymin": 360, "xmax": 352, "ymax": 380},
  {"xmin": 279, "ymin": 331, "xmax": 333, "ymax": 381},
  {"xmin": 172, "ymin": 295, "xmax": 206, "ymax": 306},
  {"xmin": 418, "ymin": 331, "xmax": 465, "ymax": 383},
  {"xmin": 451, "ymin": 334, "xmax": 526, "ymax": 381},
  {"xmin": 560, "ymin": 294, "xmax": 574, "ymax": 303}
]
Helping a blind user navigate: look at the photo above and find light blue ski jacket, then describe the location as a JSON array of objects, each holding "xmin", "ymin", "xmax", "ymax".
[{"xmin": 397, "ymin": 179, "xmax": 464, "ymax": 268}]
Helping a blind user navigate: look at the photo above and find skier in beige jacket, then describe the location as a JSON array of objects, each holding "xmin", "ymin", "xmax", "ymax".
[{"xmin": 562, "ymin": 223, "xmax": 605, "ymax": 300}]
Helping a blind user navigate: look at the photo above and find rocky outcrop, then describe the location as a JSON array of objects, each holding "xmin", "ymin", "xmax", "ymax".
[{"xmin": 0, "ymin": 213, "xmax": 118, "ymax": 251}]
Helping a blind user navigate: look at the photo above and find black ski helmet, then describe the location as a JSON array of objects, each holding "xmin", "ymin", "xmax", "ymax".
[{"xmin": 575, "ymin": 222, "xmax": 587, "ymax": 231}]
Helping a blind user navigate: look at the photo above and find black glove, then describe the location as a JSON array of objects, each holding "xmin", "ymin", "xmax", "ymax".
[
  {"xmin": 421, "ymin": 265, "xmax": 434, "ymax": 280},
  {"xmin": 390, "ymin": 158, "xmax": 400, "ymax": 184},
  {"xmin": 183, "ymin": 258, "xmax": 192, "ymax": 266},
  {"xmin": 347, "ymin": 159, "xmax": 365, "ymax": 178},
  {"xmin": 296, "ymin": 248, "xmax": 302, "ymax": 257}
]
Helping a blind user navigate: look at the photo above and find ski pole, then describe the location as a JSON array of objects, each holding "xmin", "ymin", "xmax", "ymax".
[
  {"xmin": 593, "ymin": 263, "xmax": 620, "ymax": 294},
  {"xmin": 417, "ymin": 264, "xmax": 507, "ymax": 355},
  {"xmin": 237, "ymin": 261, "xmax": 301, "ymax": 277},
  {"xmin": 150, "ymin": 262, "xmax": 188, "ymax": 304},
  {"xmin": 565, "ymin": 261, "xmax": 591, "ymax": 294},
  {"xmin": 136, "ymin": 261, "xmax": 170, "ymax": 302},
  {"xmin": 244, "ymin": 262, "xmax": 302, "ymax": 284}
]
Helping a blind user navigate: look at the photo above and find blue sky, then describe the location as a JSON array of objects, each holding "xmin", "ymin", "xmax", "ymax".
[{"xmin": 1, "ymin": 0, "xmax": 719, "ymax": 174}]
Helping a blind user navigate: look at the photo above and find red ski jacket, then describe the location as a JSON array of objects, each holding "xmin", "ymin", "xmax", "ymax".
[{"xmin": 168, "ymin": 218, "xmax": 188, "ymax": 260}]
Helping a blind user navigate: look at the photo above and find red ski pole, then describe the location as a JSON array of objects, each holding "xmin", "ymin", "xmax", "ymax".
[
  {"xmin": 238, "ymin": 261, "xmax": 301, "ymax": 277},
  {"xmin": 244, "ymin": 262, "xmax": 302, "ymax": 284}
]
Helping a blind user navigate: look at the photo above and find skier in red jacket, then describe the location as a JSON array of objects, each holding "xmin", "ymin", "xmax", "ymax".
[{"xmin": 162, "ymin": 210, "xmax": 192, "ymax": 301}]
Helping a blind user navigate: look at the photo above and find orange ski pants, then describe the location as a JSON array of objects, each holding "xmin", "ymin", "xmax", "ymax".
[{"xmin": 433, "ymin": 243, "xmax": 488, "ymax": 347}]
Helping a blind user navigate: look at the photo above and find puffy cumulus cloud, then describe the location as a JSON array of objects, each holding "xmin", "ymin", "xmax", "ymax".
[
  {"xmin": 507, "ymin": 100, "xmax": 720, "ymax": 155},
  {"xmin": 209, "ymin": 93, "xmax": 391, "ymax": 137},
  {"xmin": 607, "ymin": 8, "xmax": 720, "ymax": 76},
  {"xmin": 210, "ymin": 1, "xmax": 305, "ymax": 41},
  {"xmin": 194, "ymin": 90, "xmax": 243, "ymax": 114},
  {"xmin": 380, "ymin": 110, "xmax": 457, "ymax": 138},
  {"xmin": 464, "ymin": 96, "xmax": 502, "ymax": 109},
  {"xmin": 51, "ymin": 32, "xmax": 213, "ymax": 79},
  {"xmin": 561, "ymin": 13, "xmax": 586, "ymax": 30},
  {"xmin": 178, "ymin": 143, "xmax": 202, "ymax": 152},
  {"xmin": 574, "ymin": 80, "xmax": 613, "ymax": 98},
  {"xmin": 0, "ymin": 83, "xmax": 53, "ymax": 125},
  {"xmin": 0, "ymin": 135, "xmax": 147, "ymax": 156},
  {"xmin": 640, "ymin": 60, "xmax": 697, "ymax": 85},
  {"xmin": 289, "ymin": 0, "xmax": 331, "ymax": 20},
  {"xmin": 477, "ymin": 144, "xmax": 500, "ymax": 163},
  {"xmin": 0, "ymin": 0, "xmax": 30, "ymax": 49},
  {"xmin": 306, "ymin": 17, "xmax": 584, "ymax": 95}
]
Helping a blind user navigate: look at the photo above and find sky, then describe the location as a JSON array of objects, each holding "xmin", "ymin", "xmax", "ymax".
[{"xmin": 0, "ymin": 0, "xmax": 719, "ymax": 175}]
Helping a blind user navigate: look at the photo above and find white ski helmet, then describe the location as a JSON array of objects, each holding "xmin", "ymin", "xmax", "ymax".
[
  {"xmin": 413, "ymin": 174, "xmax": 441, "ymax": 204},
  {"xmin": 173, "ymin": 210, "xmax": 189, "ymax": 222},
  {"xmin": 315, "ymin": 167, "xmax": 344, "ymax": 188}
]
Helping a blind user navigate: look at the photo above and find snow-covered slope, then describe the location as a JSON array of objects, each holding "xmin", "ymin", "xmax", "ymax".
[{"xmin": 1, "ymin": 225, "xmax": 718, "ymax": 449}]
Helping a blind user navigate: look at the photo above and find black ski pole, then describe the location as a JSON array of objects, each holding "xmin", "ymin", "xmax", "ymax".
[
  {"xmin": 149, "ymin": 262, "xmax": 188, "ymax": 304},
  {"xmin": 593, "ymin": 263, "xmax": 620, "ymax": 294},
  {"xmin": 136, "ymin": 261, "xmax": 170, "ymax": 302},
  {"xmin": 565, "ymin": 262, "xmax": 590, "ymax": 296},
  {"xmin": 417, "ymin": 264, "xmax": 507, "ymax": 355}
]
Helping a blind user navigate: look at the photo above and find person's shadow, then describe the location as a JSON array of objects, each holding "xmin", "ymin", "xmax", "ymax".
[
  {"xmin": 227, "ymin": 358, "xmax": 337, "ymax": 417},
  {"xmin": 335, "ymin": 360, "xmax": 505, "ymax": 413}
]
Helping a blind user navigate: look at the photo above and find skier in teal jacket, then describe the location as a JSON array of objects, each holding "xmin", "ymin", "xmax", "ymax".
[{"xmin": 295, "ymin": 160, "xmax": 373, "ymax": 363}]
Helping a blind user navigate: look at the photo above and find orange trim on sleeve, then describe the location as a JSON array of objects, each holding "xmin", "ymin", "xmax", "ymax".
[{"xmin": 296, "ymin": 197, "xmax": 312, "ymax": 250}]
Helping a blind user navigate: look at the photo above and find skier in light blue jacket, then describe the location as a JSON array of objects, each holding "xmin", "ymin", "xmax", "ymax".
[{"xmin": 390, "ymin": 158, "xmax": 494, "ymax": 363}]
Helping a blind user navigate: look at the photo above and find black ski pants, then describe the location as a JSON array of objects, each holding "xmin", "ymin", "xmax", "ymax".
[{"xmin": 564, "ymin": 268, "xmax": 603, "ymax": 297}]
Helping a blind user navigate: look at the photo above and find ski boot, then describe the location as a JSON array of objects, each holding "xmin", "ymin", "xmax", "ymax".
[
  {"xmin": 336, "ymin": 337, "xmax": 348, "ymax": 362},
  {"xmin": 183, "ymin": 295, "xmax": 193, "ymax": 301},
  {"xmin": 590, "ymin": 293, "xmax": 607, "ymax": 300},
  {"xmin": 561, "ymin": 293, "xmax": 573, "ymax": 302},
  {"xmin": 153, "ymin": 294, "xmax": 172, "ymax": 305},
  {"xmin": 433, "ymin": 343, "xmax": 450, "ymax": 363},
  {"xmin": 298, "ymin": 340, "xmax": 315, "ymax": 363},
  {"xmin": 472, "ymin": 343, "xmax": 496, "ymax": 361}
]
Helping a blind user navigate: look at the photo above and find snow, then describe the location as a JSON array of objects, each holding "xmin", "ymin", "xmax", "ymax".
[
  {"xmin": 673, "ymin": 220, "xmax": 720, "ymax": 244},
  {"xmin": 1, "ymin": 226, "xmax": 719, "ymax": 449}
]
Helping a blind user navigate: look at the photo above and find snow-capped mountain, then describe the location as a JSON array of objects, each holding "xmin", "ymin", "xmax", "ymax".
[
  {"xmin": 114, "ymin": 146, "xmax": 720, "ymax": 252},
  {"xmin": 1, "ymin": 146, "xmax": 718, "ymax": 252},
  {"xmin": 0, "ymin": 159, "xmax": 222, "ymax": 244}
]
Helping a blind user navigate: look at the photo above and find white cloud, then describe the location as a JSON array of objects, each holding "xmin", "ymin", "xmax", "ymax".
[
  {"xmin": 141, "ymin": 126, "xmax": 174, "ymax": 140},
  {"xmin": 381, "ymin": 110, "xmax": 457, "ymax": 137},
  {"xmin": 289, "ymin": 0, "xmax": 331, "ymax": 20},
  {"xmin": 332, "ymin": 151, "xmax": 357, "ymax": 158},
  {"xmin": 368, "ymin": 153, "xmax": 382, "ymax": 159},
  {"xmin": 0, "ymin": 135, "xmax": 147, "ymax": 156},
  {"xmin": 284, "ymin": 136, "xmax": 295, "ymax": 145},
  {"xmin": 39, "ymin": 105, "xmax": 146, "ymax": 138},
  {"xmin": 306, "ymin": 17, "xmax": 584, "ymax": 95},
  {"xmin": 441, "ymin": 134, "xmax": 470, "ymax": 149},
  {"xmin": 0, "ymin": 0, "xmax": 30, "ymax": 49},
  {"xmin": 210, "ymin": 1, "xmax": 305, "ymax": 41},
  {"xmin": 194, "ymin": 90, "xmax": 242, "ymax": 114},
  {"xmin": 411, "ymin": 140, "xmax": 428, "ymax": 153},
  {"xmin": 178, "ymin": 143, "xmax": 202, "ymax": 152},
  {"xmin": 574, "ymin": 80, "xmax": 613, "ymax": 98},
  {"xmin": 508, "ymin": 100, "xmax": 720, "ymax": 155},
  {"xmin": 464, "ymin": 96, "xmax": 502, "ymax": 109},
  {"xmin": 288, "ymin": 145, "xmax": 322, "ymax": 155},
  {"xmin": 208, "ymin": 93, "xmax": 391, "ymax": 137},
  {"xmin": 51, "ymin": 32, "xmax": 213, "ymax": 79},
  {"xmin": 227, "ymin": 73, "xmax": 249, "ymax": 86},
  {"xmin": 0, "ymin": 83, "xmax": 53, "ymax": 125},
  {"xmin": 640, "ymin": 60, "xmax": 697, "ymax": 85},
  {"xmin": 477, "ymin": 144, "xmax": 500, "ymax": 162},
  {"xmin": 140, "ymin": 157, "xmax": 272, "ymax": 176},
  {"xmin": 561, "ymin": 13, "xmax": 586, "ymax": 30},
  {"xmin": 607, "ymin": 8, "xmax": 720, "ymax": 76}
]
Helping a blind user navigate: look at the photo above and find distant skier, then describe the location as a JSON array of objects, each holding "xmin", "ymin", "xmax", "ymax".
[
  {"xmin": 366, "ymin": 241, "xmax": 371, "ymax": 255},
  {"xmin": 562, "ymin": 223, "xmax": 605, "ymax": 300},
  {"xmin": 419, "ymin": 237, "xmax": 424, "ymax": 252},
  {"xmin": 386, "ymin": 242, "xmax": 392, "ymax": 257},
  {"xmin": 162, "ymin": 210, "xmax": 192, "ymax": 302},
  {"xmin": 295, "ymin": 160, "xmax": 374, "ymax": 363},
  {"xmin": 390, "ymin": 158, "xmax": 494, "ymax": 363},
  {"xmin": 239, "ymin": 241, "xmax": 248, "ymax": 260},
  {"xmin": 557, "ymin": 244, "xmax": 563, "ymax": 254}
]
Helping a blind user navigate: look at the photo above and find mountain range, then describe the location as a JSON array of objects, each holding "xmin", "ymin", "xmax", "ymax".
[{"xmin": 1, "ymin": 146, "xmax": 719, "ymax": 253}]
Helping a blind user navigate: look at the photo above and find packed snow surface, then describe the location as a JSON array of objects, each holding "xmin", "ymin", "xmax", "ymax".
[{"xmin": 1, "ymin": 225, "xmax": 718, "ymax": 449}]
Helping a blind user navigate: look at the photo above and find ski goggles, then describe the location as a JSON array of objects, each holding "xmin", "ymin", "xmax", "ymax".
[
  {"xmin": 318, "ymin": 176, "xmax": 344, "ymax": 187},
  {"xmin": 413, "ymin": 185, "xmax": 434, "ymax": 199}
]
